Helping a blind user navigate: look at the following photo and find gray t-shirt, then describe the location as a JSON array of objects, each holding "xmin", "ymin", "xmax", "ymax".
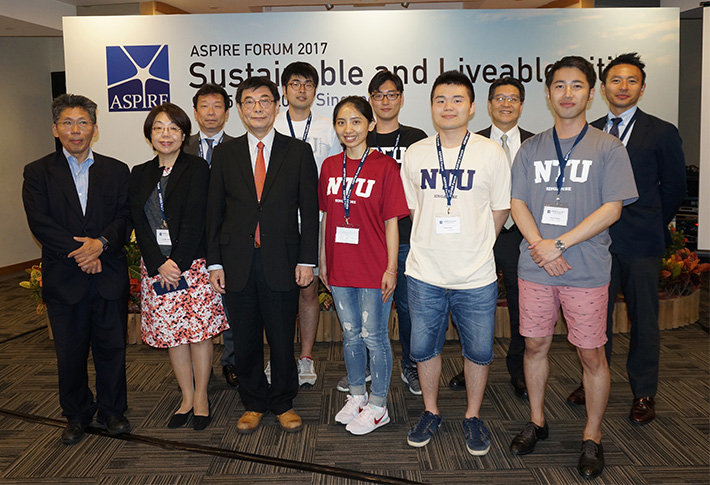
[{"xmin": 511, "ymin": 126, "xmax": 638, "ymax": 287}]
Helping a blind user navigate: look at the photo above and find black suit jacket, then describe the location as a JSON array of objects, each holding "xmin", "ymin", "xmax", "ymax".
[
  {"xmin": 206, "ymin": 130, "xmax": 319, "ymax": 292},
  {"xmin": 22, "ymin": 151, "xmax": 131, "ymax": 305},
  {"xmin": 477, "ymin": 125, "xmax": 535, "ymax": 143},
  {"xmin": 183, "ymin": 133, "xmax": 235, "ymax": 159},
  {"xmin": 129, "ymin": 151, "xmax": 210, "ymax": 276},
  {"xmin": 592, "ymin": 109, "xmax": 686, "ymax": 256}
]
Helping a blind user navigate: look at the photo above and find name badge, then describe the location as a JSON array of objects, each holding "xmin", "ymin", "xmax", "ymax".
[
  {"xmin": 541, "ymin": 205, "xmax": 569, "ymax": 226},
  {"xmin": 435, "ymin": 216, "xmax": 461, "ymax": 234},
  {"xmin": 156, "ymin": 228, "xmax": 172, "ymax": 245},
  {"xmin": 335, "ymin": 226, "xmax": 359, "ymax": 244}
]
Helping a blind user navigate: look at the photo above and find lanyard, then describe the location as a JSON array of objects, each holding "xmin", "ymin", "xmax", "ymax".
[
  {"xmin": 286, "ymin": 111, "xmax": 312, "ymax": 142},
  {"xmin": 198, "ymin": 133, "xmax": 224, "ymax": 159},
  {"xmin": 156, "ymin": 178, "xmax": 168, "ymax": 228},
  {"xmin": 373, "ymin": 128, "xmax": 400, "ymax": 158},
  {"xmin": 553, "ymin": 124, "xmax": 588, "ymax": 197},
  {"xmin": 342, "ymin": 148, "xmax": 369, "ymax": 222},
  {"xmin": 436, "ymin": 131, "xmax": 470, "ymax": 213},
  {"xmin": 609, "ymin": 110, "xmax": 638, "ymax": 145}
]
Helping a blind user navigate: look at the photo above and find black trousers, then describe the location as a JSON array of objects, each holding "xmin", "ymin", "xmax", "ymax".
[
  {"xmin": 47, "ymin": 282, "xmax": 128, "ymax": 425},
  {"xmin": 606, "ymin": 253, "xmax": 662, "ymax": 398},
  {"xmin": 223, "ymin": 250, "xmax": 299, "ymax": 415},
  {"xmin": 494, "ymin": 227, "xmax": 525, "ymax": 381}
]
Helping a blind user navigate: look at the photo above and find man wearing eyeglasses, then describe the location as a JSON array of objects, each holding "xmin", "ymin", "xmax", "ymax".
[
  {"xmin": 359, "ymin": 70, "xmax": 427, "ymax": 397},
  {"xmin": 207, "ymin": 77, "xmax": 319, "ymax": 434},
  {"xmin": 449, "ymin": 77, "xmax": 534, "ymax": 400},
  {"xmin": 273, "ymin": 62, "xmax": 341, "ymax": 388}
]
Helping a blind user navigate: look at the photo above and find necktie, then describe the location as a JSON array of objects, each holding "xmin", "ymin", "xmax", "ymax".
[
  {"xmin": 254, "ymin": 141, "xmax": 266, "ymax": 245},
  {"xmin": 500, "ymin": 134, "xmax": 514, "ymax": 230},
  {"xmin": 205, "ymin": 138, "xmax": 214, "ymax": 165},
  {"xmin": 609, "ymin": 117, "xmax": 623, "ymax": 138}
]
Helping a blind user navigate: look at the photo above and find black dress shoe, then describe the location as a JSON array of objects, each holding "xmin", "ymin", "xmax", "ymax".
[
  {"xmin": 448, "ymin": 370, "xmax": 466, "ymax": 391},
  {"xmin": 630, "ymin": 396, "xmax": 656, "ymax": 424},
  {"xmin": 510, "ymin": 378, "xmax": 528, "ymax": 398},
  {"xmin": 567, "ymin": 383, "xmax": 586, "ymax": 405},
  {"xmin": 61, "ymin": 422, "xmax": 86, "ymax": 445},
  {"xmin": 167, "ymin": 409, "xmax": 193, "ymax": 428},
  {"xmin": 510, "ymin": 421, "xmax": 548, "ymax": 455},
  {"xmin": 193, "ymin": 401, "xmax": 212, "ymax": 431},
  {"xmin": 97, "ymin": 415, "xmax": 131, "ymax": 435},
  {"xmin": 578, "ymin": 439, "xmax": 604, "ymax": 479},
  {"xmin": 222, "ymin": 364, "xmax": 239, "ymax": 387}
]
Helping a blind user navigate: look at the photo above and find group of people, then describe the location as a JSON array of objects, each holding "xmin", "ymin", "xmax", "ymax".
[{"xmin": 22, "ymin": 52, "xmax": 686, "ymax": 480}]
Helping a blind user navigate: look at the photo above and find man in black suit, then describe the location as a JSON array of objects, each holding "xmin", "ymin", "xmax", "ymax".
[
  {"xmin": 207, "ymin": 77, "xmax": 319, "ymax": 434},
  {"xmin": 566, "ymin": 53, "xmax": 686, "ymax": 424},
  {"xmin": 183, "ymin": 83, "xmax": 238, "ymax": 388},
  {"xmin": 449, "ymin": 77, "xmax": 534, "ymax": 399},
  {"xmin": 22, "ymin": 94, "xmax": 132, "ymax": 445}
]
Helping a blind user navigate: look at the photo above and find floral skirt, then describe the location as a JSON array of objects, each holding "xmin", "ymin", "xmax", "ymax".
[{"xmin": 140, "ymin": 258, "xmax": 228, "ymax": 348}]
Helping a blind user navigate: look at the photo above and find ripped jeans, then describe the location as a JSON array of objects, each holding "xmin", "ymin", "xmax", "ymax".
[{"xmin": 331, "ymin": 286, "xmax": 393, "ymax": 407}]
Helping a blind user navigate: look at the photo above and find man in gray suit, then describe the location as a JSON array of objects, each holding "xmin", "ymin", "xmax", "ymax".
[{"xmin": 184, "ymin": 83, "xmax": 238, "ymax": 387}]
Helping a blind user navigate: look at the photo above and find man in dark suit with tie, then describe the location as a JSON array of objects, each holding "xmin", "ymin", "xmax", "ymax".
[
  {"xmin": 22, "ymin": 94, "xmax": 132, "ymax": 445},
  {"xmin": 449, "ymin": 77, "xmax": 534, "ymax": 399},
  {"xmin": 207, "ymin": 77, "xmax": 319, "ymax": 434},
  {"xmin": 566, "ymin": 53, "xmax": 686, "ymax": 424},
  {"xmin": 183, "ymin": 83, "xmax": 239, "ymax": 388}
]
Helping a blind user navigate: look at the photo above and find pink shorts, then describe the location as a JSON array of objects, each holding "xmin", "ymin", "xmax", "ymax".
[{"xmin": 518, "ymin": 278, "xmax": 609, "ymax": 349}]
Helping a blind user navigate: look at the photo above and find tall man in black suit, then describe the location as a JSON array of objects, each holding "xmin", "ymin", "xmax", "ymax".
[
  {"xmin": 183, "ymin": 83, "xmax": 239, "ymax": 388},
  {"xmin": 566, "ymin": 53, "xmax": 686, "ymax": 424},
  {"xmin": 449, "ymin": 77, "xmax": 534, "ymax": 398},
  {"xmin": 207, "ymin": 77, "xmax": 319, "ymax": 434},
  {"xmin": 22, "ymin": 94, "xmax": 132, "ymax": 445}
]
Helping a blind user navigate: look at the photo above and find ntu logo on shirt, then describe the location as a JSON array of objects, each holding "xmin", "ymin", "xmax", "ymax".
[
  {"xmin": 533, "ymin": 159, "xmax": 592, "ymax": 184},
  {"xmin": 419, "ymin": 169, "xmax": 476, "ymax": 190},
  {"xmin": 107, "ymin": 45, "xmax": 170, "ymax": 112},
  {"xmin": 326, "ymin": 177, "xmax": 375, "ymax": 198}
]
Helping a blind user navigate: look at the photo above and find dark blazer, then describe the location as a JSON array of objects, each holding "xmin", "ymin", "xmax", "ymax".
[
  {"xmin": 477, "ymin": 125, "xmax": 535, "ymax": 143},
  {"xmin": 129, "ymin": 151, "xmax": 210, "ymax": 276},
  {"xmin": 206, "ymin": 130, "xmax": 319, "ymax": 293},
  {"xmin": 183, "ymin": 133, "xmax": 234, "ymax": 159},
  {"xmin": 22, "ymin": 151, "xmax": 131, "ymax": 305},
  {"xmin": 592, "ymin": 109, "xmax": 686, "ymax": 256}
]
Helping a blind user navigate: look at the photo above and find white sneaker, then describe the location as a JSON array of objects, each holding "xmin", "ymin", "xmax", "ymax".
[
  {"xmin": 264, "ymin": 361, "xmax": 271, "ymax": 385},
  {"xmin": 346, "ymin": 403, "xmax": 390, "ymax": 435},
  {"xmin": 335, "ymin": 393, "xmax": 368, "ymax": 425},
  {"xmin": 298, "ymin": 357, "xmax": 317, "ymax": 387}
]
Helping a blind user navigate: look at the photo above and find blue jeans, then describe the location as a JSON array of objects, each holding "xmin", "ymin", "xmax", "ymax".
[
  {"xmin": 394, "ymin": 244, "xmax": 413, "ymax": 370},
  {"xmin": 331, "ymin": 286, "xmax": 393, "ymax": 407},
  {"xmin": 408, "ymin": 277, "xmax": 497, "ymax": 365}
]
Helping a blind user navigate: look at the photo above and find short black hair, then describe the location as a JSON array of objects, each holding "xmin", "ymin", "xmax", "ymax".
[
  {"xmin": 600, "ymin": 52, "xmax": 646, "ymax": 85},
  {"xmin": 430, "ymin": 70, "xmax": 475, "ymax": 103},
  {"xmin": 236, "ymin": 76, "xmax": 280, "ymax": 106},
  {"xmin": 143, "ymin": 102, "xmax": 191, "ymax": 149},
  {"xmin": 545, "ymin": 56, "xmax": 596, "ymax": 89},
  {"xmin": 192, "ymin": 83, "xmax": 232, "ymax": 109},
  {"xmin": 333, "ymin": 96, "xmax": 374, "ymax": 125},
  {"xmin": 488, "ymin": 77, "xmax": 525, "ymax": 102},
  {"xmin": 52, "ymin": 94, "xmax": 97, "ymax": 124},
  {"xmin": 368, "ymin": 70, "xmax": 404, "ymax": 94},
  {"xmin": 281, "ymin": 61, "xmax": 319, "ymax": 88}
]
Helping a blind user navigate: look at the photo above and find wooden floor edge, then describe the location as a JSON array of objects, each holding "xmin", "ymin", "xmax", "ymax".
[{"xmin": 0, "ymin": 259, "xmax": 41, "ymax": 277}]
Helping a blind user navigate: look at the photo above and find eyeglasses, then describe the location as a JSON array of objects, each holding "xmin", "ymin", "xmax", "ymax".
[
  {"xmin": 490, "ymin": 95, "xmax": 522, "ymax": 104},
  {"xmin": 288, "ymin": 81, "xmax": 315, "ymax": 91},
  {"xmin": 240, "ymin": 98, "xmax": 275, "ymax": 110},
  {"xmin": 152, "ymin": 124, "xmax": 182, "ymax": 134},
  {"xmin": 370, "ymin": 92, "xmax": 401, "ymax": 102},
  {"xmin": 57, "ymin": 119, "xmax": 93, "ymax": 130}
]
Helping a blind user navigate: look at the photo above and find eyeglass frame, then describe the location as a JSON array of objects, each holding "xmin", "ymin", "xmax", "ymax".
[
  {"xmin": 287, "ymin": 80, "xmax": 316, "ymax": 91},
  {"xmin": 370, "ymin": 92, "xmax": 401, "ymax": 102},
  {"xmin": 488, "ymin": 95, "xmax": 522, "ymax": 104},
  {"xmin": 239, "ymin": 98, "xmax": 276, "ymax": 110}
]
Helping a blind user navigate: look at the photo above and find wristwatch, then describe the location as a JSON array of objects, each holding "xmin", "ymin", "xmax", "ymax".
[
  {"xmin": 98, "ymin": 236, "xmax": 110, "ymax": 252},
  {"xmin": 554, "ymin": 239, "xmax": 566, "ymax": 252}
]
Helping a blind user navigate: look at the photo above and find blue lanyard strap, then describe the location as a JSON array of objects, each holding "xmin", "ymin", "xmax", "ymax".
[
  {"xmin": 436, "ymin": 131, "xmax": 470, "ymax": 209},
  {"xmin": 156, "ymin": 178, "xmax": 167, "ymax": 228},
  {"xmin": 611, "ymin": 110, "xmax": 638, "ymax": 143},
  {"xmin": 286, "ymin": 111, "xmax": 312, "ymax": 142},
  {"xmin": 373, "ymin": 128, "xmax": 400, "ymax": 157},
  {"xmin": 553, "ymin": 124, "xmax": 588, "ymax": 196},
  {"xmin": 342, "ymin": 148, "xmax": 369, "ymax": 222},
  {"xmin": 198, "ymin": 133, "xmax": 223, "ymax": 159}
]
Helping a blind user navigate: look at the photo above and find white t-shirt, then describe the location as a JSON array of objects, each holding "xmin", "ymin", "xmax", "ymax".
[
  {"xmin": 274, "ymin": 110, "xmax": 341, "ymax": 174},
  {"xmin": 401, "ymin": 133, "xmax": 511, "ymax": 290}
]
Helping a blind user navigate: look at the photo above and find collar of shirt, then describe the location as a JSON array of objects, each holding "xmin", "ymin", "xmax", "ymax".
[
  {"xmin": 605, "ymin": 105, "xmax": 638, "ymax": 145},
  {"xmin": 247, "ymin": 128, "xmax": 276, "ymax": 171},
  {"xmin": 489, "ymin": 124, "xmax": 522, "ymax": 158},
  {"xmin": 199, "ymin": 129, "xmax": 225, "ymax": 146}
]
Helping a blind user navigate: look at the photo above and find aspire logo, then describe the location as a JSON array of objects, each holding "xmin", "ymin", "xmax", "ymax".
[{"xmin": 107, "ymin": 45, "xmax": 170, "ymax": 112}]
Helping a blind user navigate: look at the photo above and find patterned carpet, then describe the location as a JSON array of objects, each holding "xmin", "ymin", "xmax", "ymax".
[{"xmin": 0, "ymin": 272, "xmax": 708, "ymax": 484}]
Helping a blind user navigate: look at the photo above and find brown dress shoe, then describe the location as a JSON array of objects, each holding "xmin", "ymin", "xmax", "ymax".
[
  {"xmin": 237, "ymin": 411, "xmax": 264, "ymax": 434},
  {"xmin": 630, "ymin": 396, "xmax": 656, "ymax": 424},
  {"xmin": 567, "ymin": 383, "xmax": 585, "ymax": 405},
  {"xmin": 276, "ymin": 409, "xmax": 303, "ymax": 432}
]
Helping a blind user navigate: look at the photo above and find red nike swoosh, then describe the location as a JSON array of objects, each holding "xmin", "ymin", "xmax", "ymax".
[{"xmin": 374, "ymin": 414, "xmax": 385, "ymax": 425}]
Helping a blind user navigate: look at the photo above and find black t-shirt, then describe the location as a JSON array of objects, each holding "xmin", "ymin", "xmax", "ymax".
[{"xmin": 367, "ymin": 124, "xmax": 428, "ymax": 244}]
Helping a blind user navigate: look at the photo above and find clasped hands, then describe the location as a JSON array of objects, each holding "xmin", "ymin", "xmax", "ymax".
[
  {"xmin": 528, "ymin": 238, "xmax": 572, "ymax": 277},
  {"xmin": 67, "ymin": 236, "xmax": 103, "ymax": 274}
]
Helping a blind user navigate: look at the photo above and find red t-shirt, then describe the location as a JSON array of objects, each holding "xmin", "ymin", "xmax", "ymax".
[{"xmin": 318, "ymin": 150, "xmax": 409, "ymax": 289}]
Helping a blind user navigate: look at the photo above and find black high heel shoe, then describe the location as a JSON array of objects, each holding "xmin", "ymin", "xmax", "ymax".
[
  {"xmin": 193, "ymin": 400, "xmax": 212, "ymax": 431},
  {"xmin": 167, "ymin": 409, "xmax": 193, "ymax": 428}
]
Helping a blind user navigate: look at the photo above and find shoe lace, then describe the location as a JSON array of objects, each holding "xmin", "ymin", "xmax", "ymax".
[
  {"xmin": 413, "ymin": 412, "xmax": 436, "ymax": 433},
  {"xmin": 518, "ymin": 422, "xmax": 538, "ymax": 440},
  {"xmin": 464, "ymin": 418, "xmax": 489, "ymax": 441},
  {"xmin": 580, "ymin": 440, "xmax": 599, "ymax": 458}
]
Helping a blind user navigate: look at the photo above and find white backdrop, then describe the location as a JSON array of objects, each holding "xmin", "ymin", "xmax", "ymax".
[{"xmin": 63, "ymin": 8, "xmax": 680, "ymax": 168}]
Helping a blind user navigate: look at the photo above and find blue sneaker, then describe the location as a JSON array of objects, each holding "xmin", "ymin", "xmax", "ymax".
[
  {"xmin": 463, "ymin": 417, "xmax": 491, "ymax": 456},
  {"xmin": 407, "ymin": 411, "xmax": 442, "ymax": 447}
]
